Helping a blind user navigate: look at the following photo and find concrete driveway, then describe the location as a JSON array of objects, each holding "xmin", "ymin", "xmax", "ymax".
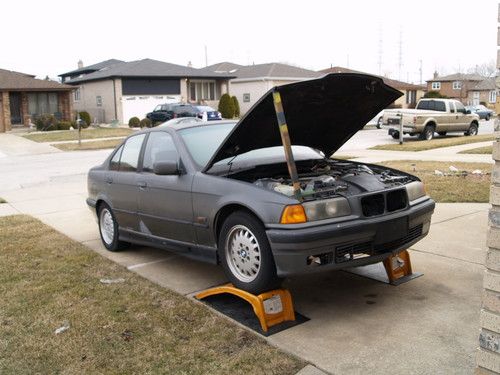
[{"xmin": 0, "ymin": 132, "xmax": 489, "ymax": 374}]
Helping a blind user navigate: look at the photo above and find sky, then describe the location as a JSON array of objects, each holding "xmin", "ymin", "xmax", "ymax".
[{"xmin": 1, "ymin": 0, "xmax": 498, "ymax": 84}]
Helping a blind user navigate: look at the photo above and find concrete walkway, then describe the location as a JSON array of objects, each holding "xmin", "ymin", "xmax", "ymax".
[
  {"xmin": 0, "ymin": 133, "xmax": 61, "ymax": 157},
  {"xmin": 337, "ymin": 140, "xmax": 494, "ymax": 164}
]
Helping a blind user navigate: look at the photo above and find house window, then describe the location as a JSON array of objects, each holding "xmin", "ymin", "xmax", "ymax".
[
  {"xmin": 431, "ymin": 82, "xmax": 441, "ymax": 90},
  {"xmin": 490, "ymin": 90, "xmax": 497, "ymax": 104},
  {"xmin": 189, "ymin": 80, "xmax": 218, "ymax": 102},
  {"xmin": 96, "ymin": 96, "xmax": 102, "ymax": 107},
  {"xmin": 243, "ymin": 93, "xmax": 251, "ymax": 102},
  {"xmin": 406, "ymin": 90, "xmax": 416, "ymax": 105},
  {"xmin": 452, "ymin": 81, "xmax": 462, "ymax": 90},
  {"xmin": 74, "ymin": 88, "xmax": 81, "ymax": 101},
  {"xmin": 27, "ymin": 93, "xmax": 58, "ymax": 116}
]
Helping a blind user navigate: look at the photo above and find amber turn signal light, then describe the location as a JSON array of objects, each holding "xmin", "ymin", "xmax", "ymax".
[{"xmin": 280, "ymin": 204, "xmax": 307, "ymax": 224}]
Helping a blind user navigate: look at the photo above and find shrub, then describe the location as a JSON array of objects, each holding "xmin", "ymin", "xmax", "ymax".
[
  {"xmin": 423, "ymin": 91, "xmax": 447, "ymax": 99},
  {"xmin": 35, "ymin": 114, "xmax": 58, "ymax": 131},
  {"xmin": 218, "ymin": 93, "xmax": 235, "ymax": 119},
  {"xmin": 78, "ymin": 111, "xmax": 91, "ymax": 127},
  {"xmin": 57, "ymin": 121, "xmax": 72, "ymax": 130},
  {"xmin": 231, "ymin": 96, "xmax": 240, "ymax": 118},
  {"xmin": 140, "ymin": 118, "xmax": 152, "ymax": 128},
  {"xmin": 128, "ymin": 116, "xmax": 141, "ymax": 127}
]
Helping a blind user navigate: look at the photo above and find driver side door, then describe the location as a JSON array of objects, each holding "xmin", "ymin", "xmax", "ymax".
[{"xmin": 137, "ymin": 131, "xmax": 195, "ymax": 244}]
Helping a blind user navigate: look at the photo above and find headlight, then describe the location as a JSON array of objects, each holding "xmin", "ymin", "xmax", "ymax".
[
  {"xmin": 303, "ymin": 197, "xmax": 351, "ymax": 221},
  {"xmin": 406, "ymin": 181, "xmax": 426, "ymax": 202}
]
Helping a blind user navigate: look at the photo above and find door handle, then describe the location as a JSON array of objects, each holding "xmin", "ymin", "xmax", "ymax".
[{"xmin": 138, "ymin": 181, "xmax": 147, "ymax": 189}]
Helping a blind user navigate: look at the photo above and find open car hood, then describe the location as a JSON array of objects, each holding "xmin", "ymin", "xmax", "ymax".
[{"xmin": 204, "ymin": 73, "xmax": 402, "ymax": 172}]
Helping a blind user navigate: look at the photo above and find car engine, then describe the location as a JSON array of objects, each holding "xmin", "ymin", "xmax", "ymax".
[{"xmin": 252, "ymin": 161, "xmax": 415, "ymax": 201}]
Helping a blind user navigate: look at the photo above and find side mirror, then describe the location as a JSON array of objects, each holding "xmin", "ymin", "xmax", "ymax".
[
  {"xmin": 153, "ymin": 161, "xmax": 179, "ymax": 175},
  {"xmin": 465, "ymin": 109, "xmax": 471, "ymax": 114}
]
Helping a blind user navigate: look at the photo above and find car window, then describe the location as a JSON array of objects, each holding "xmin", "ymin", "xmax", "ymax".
[
  {"xmin": 109, "ymin": 145, "xmax": 123, "ymax": 171},
  {"xmin": 154, "ymin": 105, "xmax": 161, "ymax": 112},
  {"xmin": 455, "ymin": 102, "xmax": 466, "ymax": 114},
  {"xmin": 119, "ymin": 134, "xmax": 146, "ymax": 172},
  {"xmin": 142, "ymin": 132, "xmax": 179, "ymax": 173},
  {"xmin": 179, "ymin": 123, "xmax": 236, "ymax": 166},
  {"xmin": 434, "ymin": 101, "xmax": 446, "ymax": 112},
  {"xmin": 449, "ymin": 102, "xmax": 455, "ymax": 113},
  {"xmin": 416, "ymin": 101, "xmax": 428, "ymax": 110}
]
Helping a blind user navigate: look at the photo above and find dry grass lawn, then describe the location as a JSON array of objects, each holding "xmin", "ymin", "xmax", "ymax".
[
  {"xmin": 0, "ymin": 215, "xmax": 305, "ymax": 374},
  {"xmin": 378, "ymin": 160, "xmax": 492, "ymax": 203},
  {"xmin": 52, "ymin": 138, "xmax": 124, "ymax": 151},
  {"xmin": 370, "ymin": 134, "xmax": 494, "ymax": 152},
  {"xmin": 458, "ymin": 145, "xmax": 493, "ymax": 155},
  {"xmin": 23, "ymin": 128, "xmax": 134, "ymax": 143}
]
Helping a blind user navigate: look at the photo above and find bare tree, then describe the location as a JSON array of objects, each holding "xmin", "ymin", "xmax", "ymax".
[{"xmin": 467, "ymin": 60, "xmax": 496, "ymax": 77}]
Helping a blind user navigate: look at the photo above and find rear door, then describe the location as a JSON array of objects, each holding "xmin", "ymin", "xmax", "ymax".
[
  {"xmin": 137, "ymin": 131, "xmax": 195, "ymax": 244},
  {"xmin": 106, "ymin": 134, "xmax": 146, "ymax": 231},
  {"xmin": 454, "ymin": 101, "xmax": 470, "ymax": 131}
]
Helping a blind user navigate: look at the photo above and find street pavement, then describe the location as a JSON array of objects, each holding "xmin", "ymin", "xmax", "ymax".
[{"xmin": 0, "ymin": 127, "xmax": 492, "ymax": 374}]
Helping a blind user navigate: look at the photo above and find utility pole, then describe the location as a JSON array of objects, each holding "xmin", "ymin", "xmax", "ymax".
[
  {"xmin": 419, "ymin": 60, "xmax": 423, "ymax": 84},
  {"xmin": 398, "ymin": 28, "xmax": 403, "ymax": 81},
  {"xmin": 377, "ymin": 25, "xmax": 383, "ymax": 75}
]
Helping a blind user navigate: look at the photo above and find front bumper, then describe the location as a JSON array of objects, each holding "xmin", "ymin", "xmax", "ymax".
[{"xmin": 267, "ymin": 198, "xmax": 435, "ymax": 277}]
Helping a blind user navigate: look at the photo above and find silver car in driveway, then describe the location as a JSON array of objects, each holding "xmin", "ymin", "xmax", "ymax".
[{"xmin": 87, "ymin": 73, "xmax": 435, "ymax": 294}]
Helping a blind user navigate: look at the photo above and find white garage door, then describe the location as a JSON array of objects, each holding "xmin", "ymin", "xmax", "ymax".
[{"xmin": 122, "ymin": 95, "xmax": 181, "ymax": 122}]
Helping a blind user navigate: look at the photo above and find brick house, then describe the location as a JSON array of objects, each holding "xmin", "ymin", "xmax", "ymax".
[
  {"xmin": 0, "ymin": 69, "xmax": 74, "ymax": 133},
  {"xmin": 59, "ymin": 59, "xmax": 234, "ymax": 124},
  {"xmin": 319, "ymin": 66, "xmax": 426, "ymax": 109},
  {"xmin": 467, "ymin": 77, "xmax": 497, "ymax": 108},
  {"xmin": 425, "ymin": 72, "xmax": 484, "ymax": 105}
]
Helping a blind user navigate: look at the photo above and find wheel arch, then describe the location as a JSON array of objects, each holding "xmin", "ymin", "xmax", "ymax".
[{"xmin": 213, "ymin": 203, "xmax": 264, "ymax": 250}]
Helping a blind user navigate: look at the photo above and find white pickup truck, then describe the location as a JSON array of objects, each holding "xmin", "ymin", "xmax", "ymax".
[{"xmin": 381, "ymin": 98, "xmax": 480, "ymax": 140}]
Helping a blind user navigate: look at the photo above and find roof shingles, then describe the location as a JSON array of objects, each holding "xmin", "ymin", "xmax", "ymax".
[{"xmin": 0, "ymin": 69, "xmax": 73, "ymax": 91}]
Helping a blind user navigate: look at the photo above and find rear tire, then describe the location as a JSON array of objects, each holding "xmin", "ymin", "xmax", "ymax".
[
  {"xmin": 391, "ymin": 131, "xmax": 400, "ymax": 139},
  {"xmin": 98, "ymin": 203, "xmax": 130, "ymax": 251},
  {"xmin": 465, "ymin": 123, "xmax": 478, "ymax": 136},
  {"xmin": 219, "ymin": 211, "xmax": 281, "ymax": 294},
  {"xmin": 420, "ymin": 125, "xmax": 435, "ymax": 140},
  {"xmin": 376, "ymin": 117, "xmax": 383, "ymax": 129}
]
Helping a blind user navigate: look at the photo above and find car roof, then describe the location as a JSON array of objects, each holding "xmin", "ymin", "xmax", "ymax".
[{"xmin": 140, "ymin": 119, "xmax": 237, "ymax": 133}]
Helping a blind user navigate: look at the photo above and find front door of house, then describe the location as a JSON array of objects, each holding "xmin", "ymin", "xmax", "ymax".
[{"xmin": 9, "ymin": 93, "xmax": 22, "ymax": 124}]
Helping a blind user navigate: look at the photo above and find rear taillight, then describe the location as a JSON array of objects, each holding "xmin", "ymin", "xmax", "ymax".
[{"xmin": 173, "ymin": 114, "xmax": 177, "ymax": 118}]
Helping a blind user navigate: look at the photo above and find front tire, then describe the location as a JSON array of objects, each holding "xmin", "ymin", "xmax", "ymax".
[
  {"xmin": 376, "ymin": 117, "xmax": 383, "ymax": 129},
  {"xmin": 465, "ymin": 123, "xmax": 478, "ymax": 136},
  {"xmin": 98, "ymin": 203, "xmax": 130, "ymax": 251},
  {"xmin": 219, "ymin": 211, "xmax": 281, "ymax": 294},
  {"xmin": 391, "ymin": 130, "xmax": 400, "ymax": 139}
]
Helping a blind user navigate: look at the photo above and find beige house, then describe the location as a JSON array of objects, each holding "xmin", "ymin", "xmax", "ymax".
[
  {"xmin": 467, "ymin": 77, "xmax": 496, "ymax": 108},
  {"xmin": 426, "ymin": 72, "xmax": 485, "ymax": 105},
  {"xmin": 0, "ymin": 69, "xmax": 74, "ymax": 133},
  {"xmin": 59, "ymin": 59, "xmax": 234, "ymax": 124},
  {"xmin": 319, "ymin": 66, "xmax": 426, "ymax": 109},
  {"xmin": 203, "ymin": 62, "xmax": 320, "ymax": 115}
]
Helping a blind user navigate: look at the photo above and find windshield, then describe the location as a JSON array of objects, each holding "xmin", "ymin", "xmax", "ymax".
[
  {"xmin": 178, "ymin": 123, "xmax": 236, "ymax": 167},
  {"xmin": 196, "ymin": 106, "xmax": 215, "ymax": 112}
]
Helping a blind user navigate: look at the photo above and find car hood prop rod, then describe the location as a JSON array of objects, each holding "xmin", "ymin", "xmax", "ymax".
[{"xmin": 272, "ymin": 89, "xmax": 302, "ymax": 202}]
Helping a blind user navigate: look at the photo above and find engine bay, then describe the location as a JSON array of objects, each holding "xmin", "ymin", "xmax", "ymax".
[{"xmin": 229, "ymin": 159, "xmax": 417, "ymax": 201}]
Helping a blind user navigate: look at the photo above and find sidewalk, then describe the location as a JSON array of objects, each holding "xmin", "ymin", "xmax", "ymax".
[
  {"xmin": 0, "ymin": 133, "xmax": 61, "ymax": 157},
  {"xmin": 338, "ymin": 140, "xmax": 494, "ymax": 164}
]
